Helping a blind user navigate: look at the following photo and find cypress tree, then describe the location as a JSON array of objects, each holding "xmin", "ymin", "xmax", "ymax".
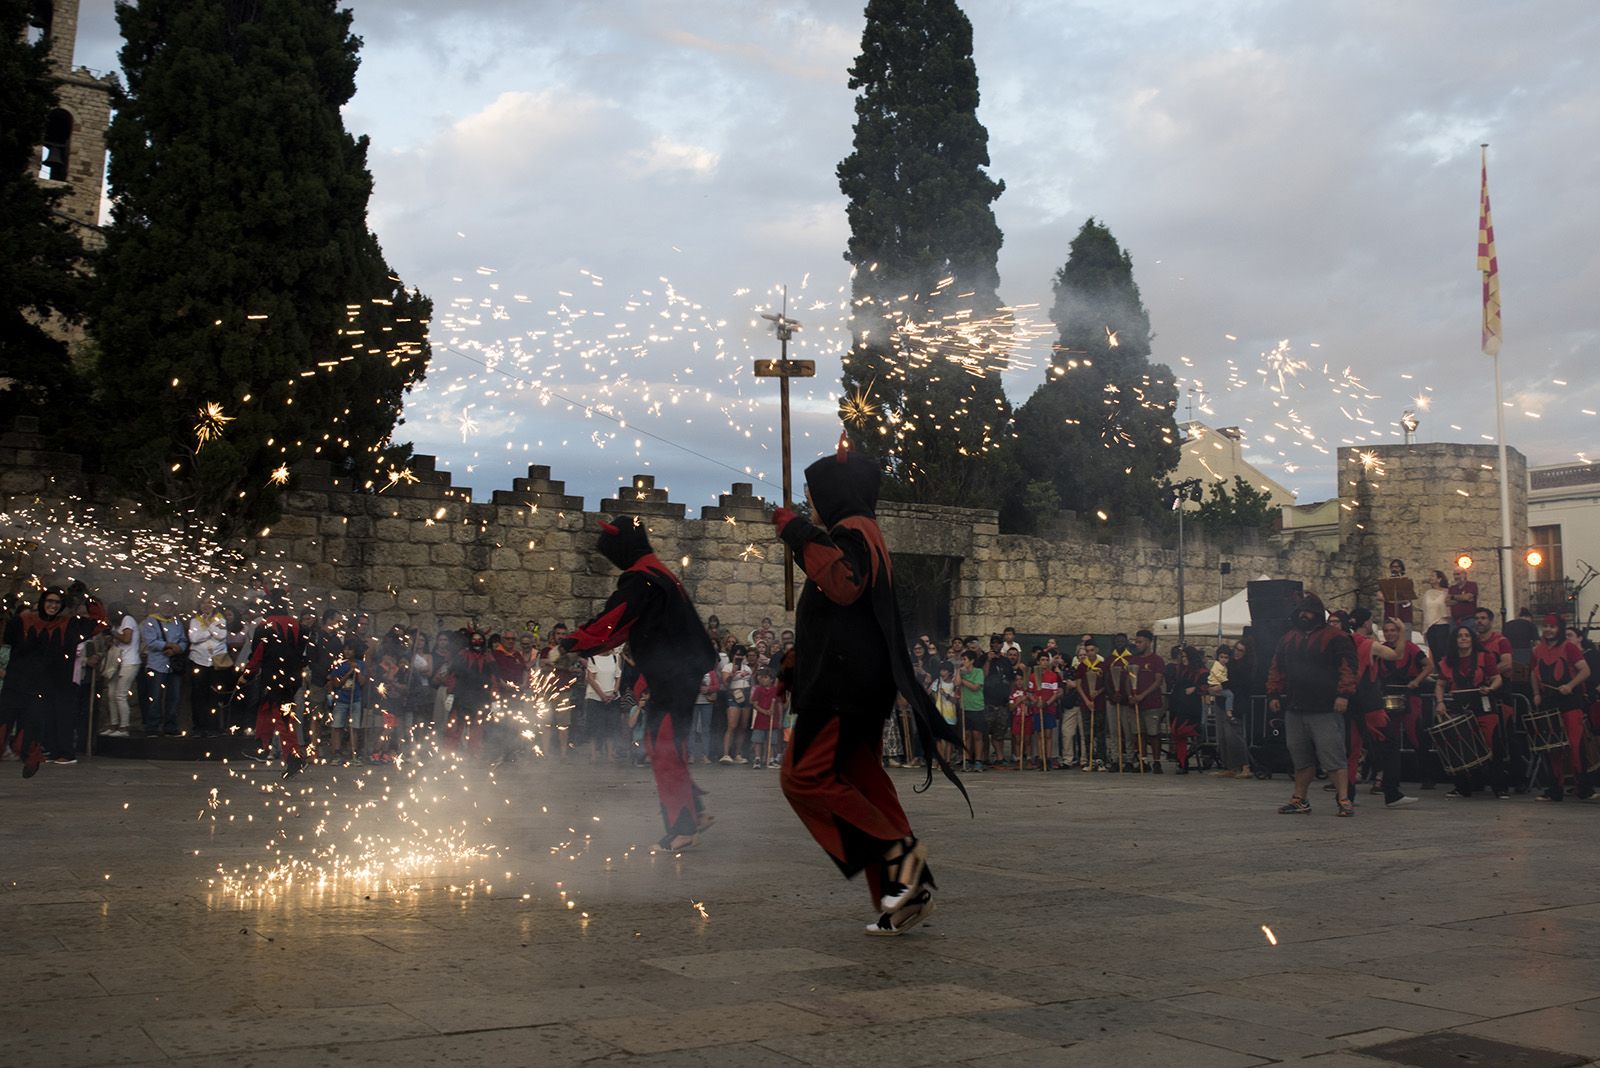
[
  {"xmin": 835, "ymin": 0, "xmax": 1014, "ymax": 507},
  {"xmin": 0, "ymin": 0, "xmax": 89, "ymax": 427},
  {"xmin": 92, "ymin": 0, "xmax": 430, "ymax": 530},
  {"xmin": 1013, "ymin": 218, "xmax": 1180, "ymax": 524}
]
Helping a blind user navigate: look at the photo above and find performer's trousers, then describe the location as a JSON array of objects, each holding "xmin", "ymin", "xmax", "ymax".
[
  {"xmin": 1110, "ymin": 703, "xmax": 1136, "ymax": 761},
  {"xmin": 782, "ymin": 711, "xmax": 912, "ymax": 909},
  {"xmin": 1347, "ymin": 709, "xmax": 1403, "ymax": 803},
  {"xmin": 1453, "ymin": 711, "xmax": 1511, "ymax": 796},
  {"xmin": 1171, "ymin": 720, "xmax": 1199, "ymax": 767},
  {"xmin": 255, "ymin": 692, "xmax": 302, "ymax": 760},
  {"xmin": 646, "ymin": 706, "xmax": 704, "ymax": 842}
]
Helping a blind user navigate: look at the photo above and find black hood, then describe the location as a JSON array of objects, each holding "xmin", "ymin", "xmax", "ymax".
[
  {"xmin": 596, "ymin": 515, "xmax": 653, "ymax": 570},
  {"xmin": 37, "ymin": 587, "xmax": 65, "ymax": 619},
  {"xmin": 1295, "ymin": 592, "xmax": 1328, "ymax": 629},
  {"xmin": 803, "ymin": 450, "xmax": 881, "ymax": 527}
]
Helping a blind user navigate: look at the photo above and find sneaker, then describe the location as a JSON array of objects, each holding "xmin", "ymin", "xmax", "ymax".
[
  {"xmin": 1151, "ymin": 761, "xmax": 1163, "ymax": 774},
  {"xmin": 51, "ymin": 756, "xmax": 78, "ymax": 765},
  {"xmin": 657, "ymin": 833, "xmax": 697, "ymax": 851},
  {"xmin": 1494, "ymin": 791, "xmax": 1510, "ymax": 800},
  {"xmin": 718, "ymin": 755, "xmax": 734, "ymax": 765},
  {"xmin": 1443, "ymin": 789, "xmax": 1468, "ymax": 799},
  {"xmin": 733, "ymin": 756, "xmax": 748, "ymax": 765},
  {"xmin": 1536, "ymin": 789, "xmax": 1563, "ymax": 803},
  {"xmin": 751, "ymin": 760, "xmax": 764, "ymax": 770},
  {"xmin": 1122, "ymin": 762, "xmax": 1137, "ymax": 773},
  {"xmin": 879, "ymin": 838, "xmax": 928, "ymax": 912},
  {"xmin": 1369, "ymin": 783, "xmax": 1383, "ymax": 795},
  {"xmin": 1336, "ymin": 799, "xmax": 1355, "ymax": 817},
  {"xmin": 865, "ymin": 888, "xmax": 934, "ymax": 937},
  {"xmin": 1385, "ymin": 795, "xmax": 1419, "ymax": 809},
  {"xmin": 1277, "ymin": 797, "xmax": 1311, "ymax": 814}
]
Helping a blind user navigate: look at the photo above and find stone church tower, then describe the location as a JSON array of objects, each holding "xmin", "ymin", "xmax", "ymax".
[{"xmin": 27, "ymin": 0, "xmax": 113, "ymax": 247}]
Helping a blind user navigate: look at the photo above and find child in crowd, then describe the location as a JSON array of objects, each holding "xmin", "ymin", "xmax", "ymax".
[
  {"xmin": 1208, "ymin": 645, "xmax": 1233, "ymax": 716},
  {"xmin": 1009, "ymin": 671, "xmax": 1030, "ymax": 765},
  {"xmin": 750, "ymin": 667, "xmax": 783, "ymax": 769},
  {"xmin": 933, "ymin": 661, "xmax": 959, "ymax": 767},
  {"xmin": 328, "ymin": 637, "xmax": 365, "ymax": 764}
]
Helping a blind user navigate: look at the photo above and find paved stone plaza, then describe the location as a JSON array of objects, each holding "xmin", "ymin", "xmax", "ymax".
[{"xmin": 5, "ymin": 756, "xmax": 1600, "ymax": 1067}]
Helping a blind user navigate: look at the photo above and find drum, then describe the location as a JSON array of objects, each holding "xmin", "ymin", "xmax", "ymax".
[
  {"xmin": 1429, "ymin": 713, "xmax": 1490, "ymax": 775},
  {"xmin": 1583, "ymin": 728, "xmax": 1600, "ymax": 775},
  {"xmin": 1382, "ymin": 693, "xmax": 1409, "ymax": 714},
  {"xmin": 1523, "ymin": 707, "xmax": 1567, "ymax": 754}
]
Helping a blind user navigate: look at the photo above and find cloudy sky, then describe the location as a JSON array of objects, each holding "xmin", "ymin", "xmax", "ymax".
[{"xmin": 70, "ymin": 1, "xmax": 1600, "ymax": 514}]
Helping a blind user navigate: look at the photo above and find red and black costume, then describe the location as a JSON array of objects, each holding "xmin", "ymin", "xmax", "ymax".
[
  {"xmin": 1531, "ymin": 629, "xmax": 1592, "ymax": 799},
  {"xmin": 442, "ymin": 630, "xmax": 500, "ymax": 755},
  {"xmin": 1437, "ymin": 647, "xmax": 1508, "ymax": 796},
  {"xmin": 565, "ymin": 516, "xmax": 716, "ymax": 848},
  {"xmin": 772, "ymin": 447, "xmax": 966, "ymax": 916},
  {"xmin": 1168, "ymin": 656, "xmax": 1204, "ymax": 772},
  {"xmin": 1342, "ymin": 625, "xmax": 1404, "ymax": 805},
  {"xmin": 2, "ymin": 589, "xmax": 96, "ymax": 776},
  {"xmin": 243, "ymin": 605, "xmax": 309, "ymax": 777}
]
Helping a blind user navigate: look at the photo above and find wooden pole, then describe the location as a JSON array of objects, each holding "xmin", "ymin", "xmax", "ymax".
[{"xmin": 779, "ymin": 345, "xmax": 795, "ymax": 611}]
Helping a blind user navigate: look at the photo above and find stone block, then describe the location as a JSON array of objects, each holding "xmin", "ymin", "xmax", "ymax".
[
  {"xmin": 406, "ymin": 566, "xmax": 451, "ymax": 590},
  {"xmin": 433, "ymin": 590, "xmax": 463, "ymax": 614},
  {"xmin": 410, "ymin": 521, "xmax": 448, "ymax": 544},
  {"xmin": 374, "ymin": 517, "xmax": 411, "ymax": 541},
  {"xmin": 430, "ymin": 543, "xmax": 465, "ymax": 566}
]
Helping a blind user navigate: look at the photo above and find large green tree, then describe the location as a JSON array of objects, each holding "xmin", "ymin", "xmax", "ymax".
[
  {"xmin": 92, "ymin": 0, "xmax": 429, "ymax": 530},
  {"xmin": 1192, "ymin": 474, "xmax": 1281, "ymax": 535},
  {"xmin": 0, "ymin": 0, "xmax": 90, "ymax": 426},
  {"xmin": 835, "ymin": 0, "xmax": 1015, "ymax": 507},
  {"xmin": 1013, "ymin": 218, "xmax": 1180, "ymax": 524}
]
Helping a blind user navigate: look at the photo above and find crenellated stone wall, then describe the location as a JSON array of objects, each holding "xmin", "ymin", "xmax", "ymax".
[{"xmin": 0, "ymin": 418, "xmax": 1527, "ymax": 641}]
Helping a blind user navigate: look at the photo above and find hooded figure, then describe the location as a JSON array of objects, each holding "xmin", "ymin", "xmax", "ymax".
[
  {"xmin": 771, "ymin": 442, "xmax": 966, "ymax": 936},
  {"xmin": 565, "ymin": 515, "xmax": 717, "ymax": 849},
  {"xmin": 2, "ymin": 588, "xmax": 96, "ymax": 777},
  {"xmin": 242, "ymin": 597, "xmax": 309, "ymax": 778}
]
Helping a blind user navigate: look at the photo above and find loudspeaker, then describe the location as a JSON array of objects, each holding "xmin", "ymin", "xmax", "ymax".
[
  {"xmin": 1244, "ymin": 620, "xmax": 1291, "ymax": 697},
  {"xmin": 1247, "ymin": 579, "xmax": 1304, "ymax": 625}
]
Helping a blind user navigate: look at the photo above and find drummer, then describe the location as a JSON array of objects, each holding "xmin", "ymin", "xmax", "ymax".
[
  {"xmin": 1434, "ymin": 624, "xmax": 1509, "ymax": 799},
  {"xmin": 1339, "ymin": 608, "xmax": 1411, "ymax": 809},
  {"xmin": 1531, "ymin": 613, "xmax": 1592, "ymax": 802},
  {"xmin": 1379, "ymin": 619, "xmax": 1435, "ymax": 788}
]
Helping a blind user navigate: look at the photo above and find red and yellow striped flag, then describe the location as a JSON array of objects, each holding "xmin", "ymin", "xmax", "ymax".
[{"xmin": 1477, "ymin": 147, "xmax": 1501, "ymax": 356}]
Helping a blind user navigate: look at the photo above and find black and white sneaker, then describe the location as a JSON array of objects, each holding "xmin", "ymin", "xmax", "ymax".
[
  {"xmin": 879, "ymin": 838, "xmax": 927, "ymax": 913},
  {"xmin": 865, "ymin": 888, "xmax": 934, "ymax": 937}
]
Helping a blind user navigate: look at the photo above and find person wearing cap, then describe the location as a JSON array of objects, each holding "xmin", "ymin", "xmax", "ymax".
[
  {"xmin": 769, "ymin": 437, "xmax": 965, "ymax": 936},
  {"xmin": 563, "ymin": 516, "xmax": 718, "ymax": 851},
  {"xmin": 1531, "ymin": 613, "xmax": 1592, "ymax": 802}
]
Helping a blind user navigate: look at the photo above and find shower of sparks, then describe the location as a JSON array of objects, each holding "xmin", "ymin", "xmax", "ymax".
[
  {"xmin": 1358, "ymin": 450, "xmax": 1385, "ymax": 475},
  {"xmin": 194, "ymin": 402, "xmax": 235, "ymax": 450},
  {"xmin": 692, "ymin": 900, "xmax": 710, "ymax": 920},
  {"xmin": 839, "ymin": 380, "xmax": 880, "ymax": 428},
  {"xmin": 267, "ymin": 464, "xmax": 291, "ymax": 486},
  {"xmin": 1105, "ymin": 326, "xmax": 1120, "ymax": 348},
  {"xmin": 739, "ymin": 542, "xmax": 764, "ymax": 561},
  {"xmin": 381, "ymin": 466, "xmax": 420, "ymax": 492},
  {"xmin": 458, "ymin": 409, "xmax": 481, "ymax": 443},
  {"xmin": 1261, "ymin": 925, "xmax": 1278, "ymax": 946}
]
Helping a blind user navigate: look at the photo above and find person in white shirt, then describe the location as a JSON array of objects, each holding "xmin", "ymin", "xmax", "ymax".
[
  {"xmin": 582, "ymin": 650, "xmax": 622, "ymax": 763},
  {"xmin": 104, "ymin": 610, "xmax": 142, "ymax": 734},
  {"xmin": 187, "ymin": 598, "xmax": 230, "ymax": 736},
  {"xmin": 720, "ymin": 645, "xmax": 754, "ymax": 764}
]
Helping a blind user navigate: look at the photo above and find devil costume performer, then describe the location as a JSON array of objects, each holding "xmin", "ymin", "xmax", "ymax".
[
  {"xmin": 243, "ymin": 600, "xmax": 309, "ymax": 779},
  {"xmin": 564, "ymin": 516, "xmax": 717, "ymax": 850},
  {"xmin": 772, "ymin": 443, "xmax": 966, "ymax": 936},
  {"xmin": 2, "ymin": 588, "xmax": 97, "ymax": 777}
]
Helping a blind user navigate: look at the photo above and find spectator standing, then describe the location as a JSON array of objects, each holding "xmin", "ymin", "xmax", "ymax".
[
  {"xmin": 141, "ymin": 599, "xmax": 187, "ymax": 736},
  {"xmin": 958, "ymin": 649, "xmax": 987, "ymax": 772},
  {"xmin": 103, "ymin": 606, "xmax": 142, "ymax": 735},
  {"xmin": 327, "ymin": 637, "xmax": 365, "ymax": 764},
  {"xmin": 583, "ymin": 648, "xmax": 622, "ymax": 763},
  {"xmin": 1217, "ymin": 638, "xmax": 1253, "ymax": 778},
  {"xmin": 1169, "ymin": 647, "xmax": 1206, "ymax": 774},
  {"xmin": 187, "ymin": 597, "xmax": 229, "ymax": 736},
  {"xmin": 1129, "ymin": 629, "xmax": 1167, "ymax": 773},
  {"xmin": 691, "ymin": 666, "xmax": 719, "ymax": 764},
  {"xmin": 1448, "ymin": 566, "xmax": 1479, "ymax": 624},
  {"xmin": 983, "ymin": 643, "xmax": 1017, "ymax": 767},
  {"xmin": 719, "ymin": 645, "xmax": 752, "ymax": 765}
]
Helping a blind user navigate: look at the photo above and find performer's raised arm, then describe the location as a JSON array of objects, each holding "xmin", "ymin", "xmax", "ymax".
[
  {"xmin": 564, "ymin": 573, "xmax": 653, "ymax": 656},
  {"xmin": 772, "ymin": 507, "xmax": 870, "ymax": 606}
]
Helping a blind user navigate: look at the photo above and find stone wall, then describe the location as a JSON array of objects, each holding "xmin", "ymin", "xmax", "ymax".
[
  {"xmin": 1337, "ymin": 442, "xmax": 1529, "ymax": 621},
  {"xmin": 0, "ymin": 418, "xmax": 1529, "ymax": 642}
]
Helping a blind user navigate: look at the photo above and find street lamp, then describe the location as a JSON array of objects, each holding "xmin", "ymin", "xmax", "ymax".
[
  {"xmin": 1401, "ymin": 409, "xmax": 1420, "ymax": 444},
  {"xmin": 1164, "ymin": 478, "xmax": 1205, "ymax": 646}
]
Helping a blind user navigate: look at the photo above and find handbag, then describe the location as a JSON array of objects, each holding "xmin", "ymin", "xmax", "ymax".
[{"xmin": 211, "ymin": 651, "xmax": 234, "ymax": 670}]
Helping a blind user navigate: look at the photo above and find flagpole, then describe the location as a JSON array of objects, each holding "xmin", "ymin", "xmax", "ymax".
[
  {"xmin": 1493, "ymin": 349, "xmax": 1514, "ymax": 618},
  {"xmin": 1481, "ymin": 143, "xmax": 1515, "ymax": 619}
]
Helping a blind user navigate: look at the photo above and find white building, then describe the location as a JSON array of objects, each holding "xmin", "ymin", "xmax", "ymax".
[
  {"xmin": 1174, "ymin": 421, "xmax": 1297, "ymax": 510},
  {"xmin": 1527, "ymin": 461, "xmax": 1600, "ymax": 620}
]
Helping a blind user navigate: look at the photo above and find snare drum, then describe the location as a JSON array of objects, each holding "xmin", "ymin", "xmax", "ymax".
[
  {"xmin": 1429, "ymin": 713, "xmax": 1491, "ymax": 775},
  {"xmin": 1382, "ymin": 693, "xmax": 1409, "ymax": 714},
  {"xmin": 1522, "ymin": 707, "xmax": 1567, "ymax": 754}
]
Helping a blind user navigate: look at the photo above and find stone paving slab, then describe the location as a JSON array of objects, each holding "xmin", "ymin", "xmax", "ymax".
[{"xmin": 5, "ymin": 758, "xmax": 1600, "ymax": 1066}]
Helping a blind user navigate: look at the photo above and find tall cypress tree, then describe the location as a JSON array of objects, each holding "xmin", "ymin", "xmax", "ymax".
[
  {"xmin": 0, "ymin": 0, "xmax": 89, "ymax": 427},
  {"xmin": 92, "ymin": 0, "xmax": 430, "ymax": 530},
  {"xmin": 1013, "ymin": 218, "xmax": 1180, "ymax": 523},
  {"xmin": 835, "ymin": 0, "xmax": 1014, "ymax": 507}
]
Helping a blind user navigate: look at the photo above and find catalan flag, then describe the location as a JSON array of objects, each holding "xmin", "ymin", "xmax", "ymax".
[{"xmin": 1477, "ymin": 147, "xmax": 1501, "ymax": 356}]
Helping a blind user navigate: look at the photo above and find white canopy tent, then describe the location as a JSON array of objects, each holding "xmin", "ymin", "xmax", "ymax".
[{"xmin": 1151, "ymin": 577, "xmax": 1269, "ymax": 646}]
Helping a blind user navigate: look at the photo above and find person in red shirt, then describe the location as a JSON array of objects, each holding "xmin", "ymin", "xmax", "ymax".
[
  {"xmin": 1337, "ymin": 608, "xmax": 1410, "ymax": 808},
  {"xmin": 1074, "ymin": 639, "xmax": 1108, "ymax": 772},
  {"xmin": 1024, "ymin": 651, "xmax": 1061, "ymax": 769},
  {"xmin": 1531, "ymin": 613, "xmax": 1593, "ymax": 802},
  {"xmin": 1449, "ymin": 568, "xmax": 1480, "ymax": 624},
  {"xmin": 1128, "ymin": 630, "xmax": 1166, "ymax": 773},
  {"xmin": 1378, "ymin": 619, "xmax": 1434, "ymax": 786},
  {"xmin": 1434, "ymin": 624, "xmax": 1508, "ymax": 799}
]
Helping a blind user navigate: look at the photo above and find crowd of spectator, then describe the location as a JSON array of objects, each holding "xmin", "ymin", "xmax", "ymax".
[{"xmin": 4, "ymin": 578, "xmax": 1597, "ymax": 805}]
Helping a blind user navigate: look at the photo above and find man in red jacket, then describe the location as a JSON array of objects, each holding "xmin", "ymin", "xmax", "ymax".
[{"xmin": 1267, "ymin": 592, "xmax": 1358, "ymax": 817}]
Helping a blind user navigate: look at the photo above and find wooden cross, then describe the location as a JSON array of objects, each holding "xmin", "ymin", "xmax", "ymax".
[{"xmin": 756, "ymin": 290, "xmax": 814, "ymax": 610}]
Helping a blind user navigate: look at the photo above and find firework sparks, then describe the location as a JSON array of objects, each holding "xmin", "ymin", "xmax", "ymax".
[
  {"xmin": 194, "ymin": 402, "xmax": 235, "ymax": 450},
  {"xmin": 267, "ymin": 464, "xmax": 290, "ymax": 486}
]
